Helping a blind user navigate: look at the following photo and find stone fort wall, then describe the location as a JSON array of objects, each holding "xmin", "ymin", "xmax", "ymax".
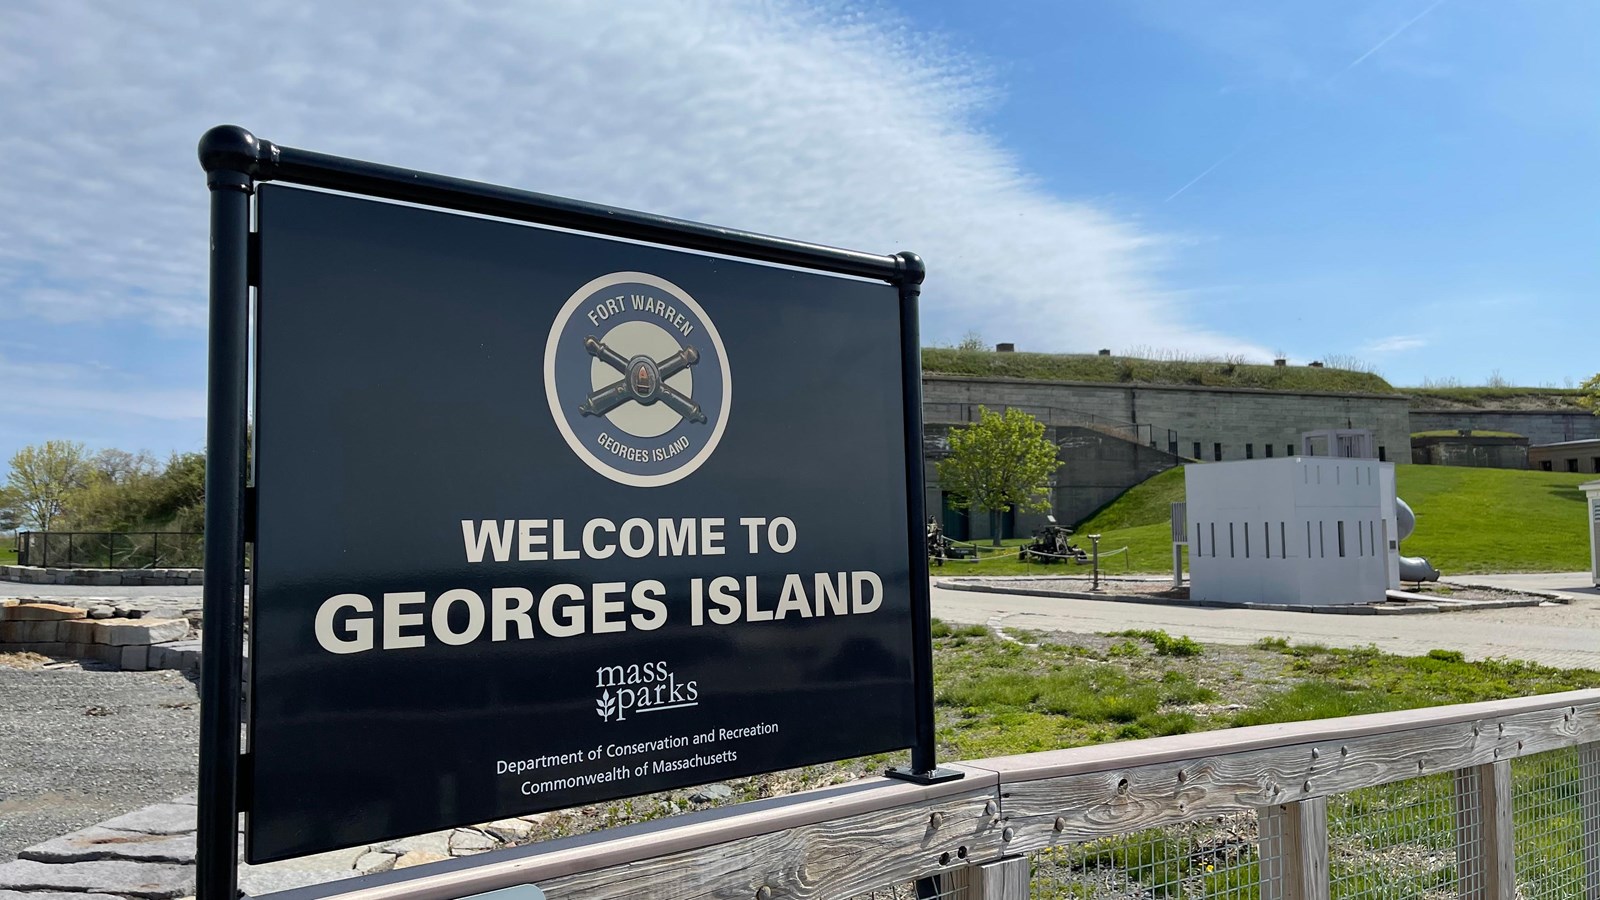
[{"xmin": 923, "ymin": 375, "xmax": 1415, "ymax": 464}]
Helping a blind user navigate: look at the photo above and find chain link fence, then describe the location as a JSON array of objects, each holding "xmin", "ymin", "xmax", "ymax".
[{"xmin": 16, "ymin": 531, "xmax": 202, "ymax": 568}]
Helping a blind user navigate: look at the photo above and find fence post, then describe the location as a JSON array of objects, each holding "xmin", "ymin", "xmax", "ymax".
[
  {"xmin": 1259, "ymin": 796, "xmax": 1328, "ymax": 900},
  {"xmin": 941, "ymin": 856, "xmax": 1029, "ymax": 900},
  {"xmin": 1581, "ymin": 742, "xmax": 1600, "ymax": 899},
  {"xmin": 1454, "ymin": 761, "xmax": 1514, "ymax": 900}
]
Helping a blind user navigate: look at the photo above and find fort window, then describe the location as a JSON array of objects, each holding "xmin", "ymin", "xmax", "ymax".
[
  {"xmin": 1193, "ymin": 441, "xmax": 1202, "ymax": 459},
  {"xmin": 1378, "ymin": 446, "xmax": 1386, "ymax": 461},
  {"xmin": 1245, "ymin": 443, "xmax": 1254, "ymax": 459},
  {"xmin": 1213, "ymin": 442, "xmax": 1222, "ymax": 461},
  {"xmin": 1570, "ymin": 459, "xmax": 1580, "ymax": 473},
  {"xmin": 1286, "ymin": 444, "xmax": 1294, "ymax": 458},
  {"xmin": 1542, "ymin": 460, "xmax": 1553, "ymax": 471},
  {"xmin": 1265, "ymin": 444, "xmax": 1274, "ymax": 458}
]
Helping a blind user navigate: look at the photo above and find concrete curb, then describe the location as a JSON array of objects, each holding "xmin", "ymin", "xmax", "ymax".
[{"xmin": 936, "ymin": 579, "xmax": 1548, "ymax": 616}]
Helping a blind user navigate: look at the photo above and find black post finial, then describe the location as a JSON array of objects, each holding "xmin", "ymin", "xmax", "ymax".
[
  {"xmin": 197, "ymin": 125, "xmax": 277, "ymax": 190},
  {"xmin": 893, "ymin": 250, "xmax": 926, "ymax": 287}
]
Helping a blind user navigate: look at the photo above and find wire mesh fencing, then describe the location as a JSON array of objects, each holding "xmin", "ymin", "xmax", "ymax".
[
  {"xmin": 1326, "ymin": 771, "xmax": 1467, "ymax": 899},
  {"xmin": 1512, "ymin": 745, "xmax": 1600, "ymax": 899},
  {"xmin": 1028, "ymin": 813, "xmax": 1264, "ymax": 899}
]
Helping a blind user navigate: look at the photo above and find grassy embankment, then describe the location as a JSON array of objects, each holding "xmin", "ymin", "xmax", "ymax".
[
  {"xmin": 0, "ymin": 545, "xmax": 15, "ymax": 565},
  {"xmin": 933, "ymin": 465, "xmax": 1593, "ymax": 576},
  {"xmin": 922, "ymin": 348, "xmax": 1395, "ymax": 394},
  {"xmin": 1406, "ymin": 386, "xmax": 1588, "ymax": 409}
]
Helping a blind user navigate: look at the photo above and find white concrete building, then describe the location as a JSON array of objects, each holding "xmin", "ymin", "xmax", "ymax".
[
  {"xmin": 1583, "ymin": 480, "xmax": 1600, "ymax": 587},
  {"xmin": 1186, "ymin": 458, "xmax": 1400, "ymax": 606}
]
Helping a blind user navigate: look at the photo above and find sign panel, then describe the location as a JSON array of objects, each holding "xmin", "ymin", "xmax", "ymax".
[{"xmin": 248, "ymin": 185, "xmax": 917, "ymax": 862}]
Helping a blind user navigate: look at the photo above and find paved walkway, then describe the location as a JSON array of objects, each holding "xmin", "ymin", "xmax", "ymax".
[
  {"xmin": 931, "ymin": 579, "xmax": 1600, "ymax": 670},
  {"xmin": 1442, "ymin": 572, "xmax": 1599, "ymax": 603}
]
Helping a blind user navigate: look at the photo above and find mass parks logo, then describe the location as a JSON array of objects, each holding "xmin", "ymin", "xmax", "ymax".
[
  {"xmin": 595, "ymin": 660, "xmax": 699, "ymax": 722},
  {"xmin": 545, "ymin": 272, "xmax": 731, "ymax": 487}
]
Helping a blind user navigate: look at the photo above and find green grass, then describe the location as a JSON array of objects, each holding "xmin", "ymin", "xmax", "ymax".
[
  {"xmin": 0, "ymin": 546, "xmax": 14, "ymax": 565},
  {"xmin": 1394, "ymin": 465, "xmax": 1591, "ymax": 573},
  {"xmin": 931, "ymin": 623, "xmax": 1600, "ymax": 760},
  {"xmin": 1405, "ymin": 386, "xmax": 1588, "ymax": 408},
  {"xmin": 968, "ymin": 463, "xmax": 1593, "ymax": 576},
  {"xmin": 922, "ymin": 348, "xmax": 1396, "ymax": 394},
  {"xmin": 1411, "ymin": 429, "xmax": 1524, "ymax": 439}
]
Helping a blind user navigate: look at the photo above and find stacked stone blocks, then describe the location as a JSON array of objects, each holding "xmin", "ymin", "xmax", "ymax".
[
  {"xmin": 0, "ymin": 565, "xmax": 202, "ymax": 587},
  {"xmin": 0, "ymin": 601, "xmax": 199, "ymax": 673}
]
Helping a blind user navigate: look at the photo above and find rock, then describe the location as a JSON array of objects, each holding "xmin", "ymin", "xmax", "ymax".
[
  {"xmin": 0, "ymin": 603, "xmax": 86, "ymax": 621},
  {"xmin": 378, "ymin": 830, "xmax": 452, "ymax": 857},
  {"xmin": 0, "ymin": 859, "xmax": 192, "ymax": 899},
  {"xmin": 60, "ymin": 620, "xmax": 99, "ymax": 644},
  {"xmin": 689, "ymin": 783, "xmax": 734, "ymax": 803},
  {"xmin": 170, "ymin": 792, "xmax": 198, "ymax": 805},
  {"xmin": 0, "ymin": 883, "xmax": 126, "ymax": 890},
  {"xmin": 236, "ymin": 845, "xmax": 369, "ymax": 895},
  {"xmin": 448, "ymin": 829, "xmax": 499, "ymax": 855},
  {"xmin": 392, "ymin": 850, "xmax": 449, "ymax": 869},
  {"xmin": 20, "ymin": 827, "xmax": 196, "ymax": 865},
  {"xmin": 0, "ymin": 620, "xmax": 61, "ymax": 643},
  {"xmin": 113, "ymin": 605, "xmax": 137, "ymax": 618},
  {"xmin": 354, "ymin": 851, "xmax": 396, "ymax": 875},
  {"xmin": 96, "ymin": 803, "xmax": 196, "ymax": 835},
  {"xmin": 88, "ymin": 606, "xmax": 114, "ymax": 619},
  {"xmin": 120, "ymin": 645, "xmax": 150, "ymax": 671},
  {"xmin": 477, "ymin": 818, "xmax": 535, "ymax": 843},
  {"xmin": 91, "ymin": 619, "xmax": 188, "ymax": 646}
]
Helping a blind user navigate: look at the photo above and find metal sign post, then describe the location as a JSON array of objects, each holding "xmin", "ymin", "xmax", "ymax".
[{"xmin": 197, "ymin": 124, "xmax": 958, "ymax": 893}]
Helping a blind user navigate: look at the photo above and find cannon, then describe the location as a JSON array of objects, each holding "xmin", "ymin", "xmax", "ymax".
[
  {"xmin": 1020, "ymin": 516, "xmax": 1088, "ymax": 563},
  {"xmin": 926, "ymin": 517, "xmax": 953, "ymax": 566}
]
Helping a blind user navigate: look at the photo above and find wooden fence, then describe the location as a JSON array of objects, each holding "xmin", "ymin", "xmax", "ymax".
[{"xmin": 274, "ymin": 689, "xmax": 1600, "ymax": 900}]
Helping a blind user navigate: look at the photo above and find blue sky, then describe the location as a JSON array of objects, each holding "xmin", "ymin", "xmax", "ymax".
[{"xmin": 1, "ymin": 0, "xmax": 1595, "ymax": 465}]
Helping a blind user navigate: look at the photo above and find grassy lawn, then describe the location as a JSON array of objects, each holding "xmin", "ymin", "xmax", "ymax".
[
  {"xmin": 929, "ymin": 625, "xmax": 1600, "ymax": 760},
  {"xmin": 0, "ymin": 545, "xmax": 14, "ymax": 565},
  {"xmin": 934, "ymin": 464, "xmax": 1594, "ymax": 576},
  {"xmin": 923, "ymin": 348, "xmax": 1395, "ymax": 394},
  {"xmin": 1396, "ymin": 465, "xmax": 1592, "ymax": 573}
]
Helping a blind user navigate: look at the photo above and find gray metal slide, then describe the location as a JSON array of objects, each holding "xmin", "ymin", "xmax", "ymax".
[{"xmin": 1396, "ymin": 497, "xmax": 1440, "ymax": 582}]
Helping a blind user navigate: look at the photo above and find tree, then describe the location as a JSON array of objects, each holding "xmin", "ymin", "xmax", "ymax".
[
  {"xmin": 936, "ymin": 407, "xmax": 1060, "ymax": 545},
  {"xmin": 6, "ymin": 441, "xmax": 90, "ymax": 531},
  {"xmin": 1580, "ymin": 372, "xmax": 1600, "ymax": 415},
  {"xmin": 0, "ymin": 486, "xmax": 21, "ymax": 535}
]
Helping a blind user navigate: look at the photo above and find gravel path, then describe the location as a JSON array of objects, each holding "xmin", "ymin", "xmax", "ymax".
[{"xmin": 0, "ymin": 660, "xmax": 199, "ymax": 863}]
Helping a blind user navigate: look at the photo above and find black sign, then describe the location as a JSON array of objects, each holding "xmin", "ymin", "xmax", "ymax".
[{"xmin": 247, "ymin": 185, "xmax": 917, "ymax": 862}]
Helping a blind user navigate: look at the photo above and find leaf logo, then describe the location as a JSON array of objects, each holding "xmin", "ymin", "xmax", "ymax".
[{"xmin": 597, "ymin": 690, "xmax": 617, "ymax": 721}]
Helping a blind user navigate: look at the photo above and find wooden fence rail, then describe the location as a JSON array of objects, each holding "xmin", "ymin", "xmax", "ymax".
[{"xmin": 273, "ymin": 689, "xmax": 1600, "ymax": 900}]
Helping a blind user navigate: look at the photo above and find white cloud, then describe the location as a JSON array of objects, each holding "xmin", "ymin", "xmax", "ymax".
[
  {"xmin": 0, "ymin": 353, "xmax": 204, "ymax": 423},
  {"xmin": 1363, "ymin": 335, "xmax": 1429, "ymax": 353},
  {"xmin": 0, "ymin": 0, "xmax": 1265, "ymax": 358}
]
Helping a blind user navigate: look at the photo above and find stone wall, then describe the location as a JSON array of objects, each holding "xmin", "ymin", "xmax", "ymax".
[
  {"xmin": 1411, "ymin": 436, "xmax": 1530, "ymax": 469},
  {"xmin": 924, "ymin": 375, "xmax": 1414, "ymax": 464},
  {"xmin": 0, "ymin": 564, "xmax": 202, "ymax": 586},
  {"xmin": 1409, "ymin": 410, "xmax": 1600, "ymax": 447}
]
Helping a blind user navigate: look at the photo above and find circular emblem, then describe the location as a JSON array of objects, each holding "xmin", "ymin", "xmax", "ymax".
[{"xmin": 544, "ymin": 272, "xmax": 731, "ymax": 487}]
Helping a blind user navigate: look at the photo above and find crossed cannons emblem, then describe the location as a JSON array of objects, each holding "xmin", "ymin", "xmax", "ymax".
[{"xmin": 577, "ymin": 335, "xmax": 707, "ymax": 424}]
